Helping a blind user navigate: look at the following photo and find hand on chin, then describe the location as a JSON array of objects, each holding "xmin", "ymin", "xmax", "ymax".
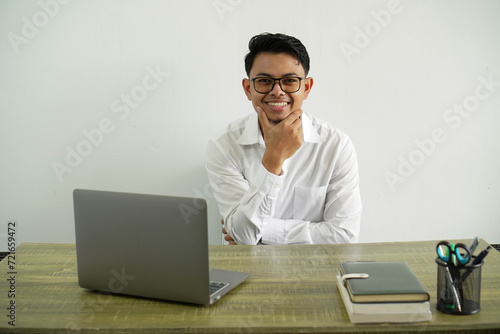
[{"xmin": 261, "ymin": 107, "xmax": 291, "ymax": 125}]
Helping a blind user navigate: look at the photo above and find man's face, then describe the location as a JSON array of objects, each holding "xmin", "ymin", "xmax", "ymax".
[{"xmin": 243, "ymin": 52, "xmax": 313, "ymax": 124}]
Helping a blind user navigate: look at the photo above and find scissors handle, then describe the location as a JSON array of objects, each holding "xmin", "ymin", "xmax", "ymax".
[
  {"xmin": 454, "ymin": 243, "xmax": 471, "ymax": 265},
  {"xmin": 437, "ymin": 241, "xmax": 452, "ymax": 263},
  {"xmin": 436, "ymin": 241, "xmax": 471, "ymax": 266}
]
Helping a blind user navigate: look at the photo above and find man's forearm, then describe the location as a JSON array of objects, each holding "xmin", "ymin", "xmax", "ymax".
[
  {"xmin": 258, "ymin": 209, "xmax": 361, "ymax": 245},
  {"xmin": 261, "ymin": 150, "xmax": 285, "ymax": 176},
  {"xmin": 207, "ymin": 151, "xmax": 283, "ymax": 245}
]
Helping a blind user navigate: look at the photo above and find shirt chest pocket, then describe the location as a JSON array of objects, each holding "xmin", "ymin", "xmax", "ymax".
[{"xmin": 293, "ymin": 185, "xmax": 328, "ymax": 222}]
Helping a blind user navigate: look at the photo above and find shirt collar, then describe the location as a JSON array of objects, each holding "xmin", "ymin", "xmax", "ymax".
[{"xmin": 236, "ymin": 111, "xmax": 325, "ymax": 146}]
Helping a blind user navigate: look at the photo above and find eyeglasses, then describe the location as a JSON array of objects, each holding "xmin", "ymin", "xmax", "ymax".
[{"xmin": 250, "ymin": 77, "xmax": 305, "ymax": 94}]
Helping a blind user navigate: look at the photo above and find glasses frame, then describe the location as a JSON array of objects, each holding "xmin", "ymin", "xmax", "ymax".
[{"xmin": 250, "ymin": 76, "xmax": 306, "ymax": 94}]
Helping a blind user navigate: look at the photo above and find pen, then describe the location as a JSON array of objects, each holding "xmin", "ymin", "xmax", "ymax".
[
  {"xmin": 461, "ymin": 245, "xmax": 491, "ymax": 282},
  {"xmin": 472, "ymin": 246, "xmax": 491, "ymax": 265},
  {"xmin": 444, "ymin": 266, "xmax": 462, "ymax": 312},
  {"xmin": 468, "ymin": 237, "xmax": 479, "ymax": 255}
]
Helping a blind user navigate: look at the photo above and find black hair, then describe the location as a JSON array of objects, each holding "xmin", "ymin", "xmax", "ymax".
[{"xmin": 244, "ymin": 33, "xmax": 310, "ymax": 77}]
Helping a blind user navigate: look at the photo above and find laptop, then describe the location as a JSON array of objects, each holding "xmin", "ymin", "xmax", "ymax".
[{"xmin": 73, "ymin": 189, "xmax": 249, "ymax": 305}]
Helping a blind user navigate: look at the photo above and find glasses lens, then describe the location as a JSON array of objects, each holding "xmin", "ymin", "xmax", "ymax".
[
  {"xmin": 253, "ymin": 78, "xmax": 273, "ymax": 93},
  {"xmin": 254, "ymin": 77, "xmax": 301, "ymax": 93},
  {"xmin": 280, "ymin": 78, "xmax": 301, "ymax": 93}
]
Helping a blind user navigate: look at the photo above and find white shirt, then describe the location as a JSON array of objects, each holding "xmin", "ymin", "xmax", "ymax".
[{"xmin": 206, "ymin": 111, "xmax": 362, "ymax": 245}]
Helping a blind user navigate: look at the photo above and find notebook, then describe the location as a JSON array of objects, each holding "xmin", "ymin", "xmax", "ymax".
[
  {"xmin": 73, "ymin": 189, "xmax": 249, "ymax": 305},
  {"xmin": 339, "ymin": 262, "xmax": 430, "ymax": 303},
  {"xmin": 335, "ymin": 274, "xmax": 431, "ymax": 323}
]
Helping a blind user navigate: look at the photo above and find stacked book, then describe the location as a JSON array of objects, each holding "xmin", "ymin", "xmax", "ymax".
[{"xmin": 336, "ymin": 262, "xmax": 432, "ymax": 324}]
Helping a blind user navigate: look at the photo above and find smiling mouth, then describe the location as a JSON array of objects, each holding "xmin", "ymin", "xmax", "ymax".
[{"xmin": 266, "ymin": 102, "xmax": 289, "ymax": 107}]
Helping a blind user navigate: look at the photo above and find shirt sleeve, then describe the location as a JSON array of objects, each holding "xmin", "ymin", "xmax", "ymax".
[{"xmin": 206, "ymin": 138, "xmax": 283, "ymax": 245}]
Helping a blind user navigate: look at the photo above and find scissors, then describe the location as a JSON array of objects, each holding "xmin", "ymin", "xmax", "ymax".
[{"xmin": 436, "ymin": 241, "xmax": 471, "ymax": 266}]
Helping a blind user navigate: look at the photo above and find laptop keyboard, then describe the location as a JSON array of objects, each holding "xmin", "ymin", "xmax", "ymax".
[{"xmin": 210, "ymin": 281, "xmax": 229, "ymax": 296}]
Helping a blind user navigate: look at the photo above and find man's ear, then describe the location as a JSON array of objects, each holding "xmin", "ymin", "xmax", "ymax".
[
  {"xmin": 242, "ymin": 78, "xmax": 252, "ymax": 101},
  {"xmin": 303, "ymin": 77, "xmax": 314, "ymax": 100}
]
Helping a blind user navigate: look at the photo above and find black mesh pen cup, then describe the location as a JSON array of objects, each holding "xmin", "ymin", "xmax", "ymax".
[{"xmin": 436, "ymin": 257, "xmax": 483, "ymax": 315}]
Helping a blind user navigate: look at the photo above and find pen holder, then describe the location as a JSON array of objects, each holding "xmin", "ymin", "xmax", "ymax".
[{"xmin": 436, "ymin": 257, "xmax": 483, "ymax": 315}]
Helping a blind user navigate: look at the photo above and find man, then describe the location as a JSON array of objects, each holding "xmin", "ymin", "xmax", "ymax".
[{"xmin": 206, "ymin": 33, "xmax": 361, "ymax": 245}]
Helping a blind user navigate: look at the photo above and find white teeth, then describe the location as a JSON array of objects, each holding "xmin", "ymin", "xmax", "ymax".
[{"xmin": 267, "ymin": 102, "xmax": 288, "ymax": 107}]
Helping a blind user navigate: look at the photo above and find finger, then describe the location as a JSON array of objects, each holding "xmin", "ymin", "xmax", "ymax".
[
  {"xmin": 220, "ymin": 219, "xmax": 224, "ymax": 225},
  {"xmin": 224, "ymin": 234, "xmax": 234, "ymax": 242},
  {"xmin": 256, "ymin": 106, "xmax": 271, "ymax": 130},
  {"xmin": 291, "ymin": 111, "xmax": 304, "ymax": 133},
  {"xmin": 289, "ymin": 108, "xmax": 303, "ymax": 123},
  {"xmin": 229, "ymin": 241, "xmax": 238, "ymax": 245},
  {"xmin": 222, "ymin": 227, "xmax": 228, "ymax": 234},
  {"xmin": 278, "ymin": 108, "xmax": 302, "ymax": 128}
]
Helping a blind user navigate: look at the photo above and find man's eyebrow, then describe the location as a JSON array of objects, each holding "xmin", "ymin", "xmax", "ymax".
[{"xmin": 254, "ymin": 72, "xmax": 300, "ymax": 77}]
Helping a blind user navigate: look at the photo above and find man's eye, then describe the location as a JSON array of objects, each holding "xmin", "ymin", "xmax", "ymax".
[
  {"xmin": 257, "ymin": 79, "xmax": 272, "ymax": 84},
  {"xmin": 283, "ymin": 79, "xmax": 298, "ymax": 84}
]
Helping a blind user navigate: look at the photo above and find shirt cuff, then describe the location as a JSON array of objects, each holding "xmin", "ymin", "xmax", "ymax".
[
  {"xmin": 261, "ymin": 218, "xmax": 285, "ymax": 244},
  {"xmin": 253, "ymin": 164, "xmax": 283, "ymax": 198}
]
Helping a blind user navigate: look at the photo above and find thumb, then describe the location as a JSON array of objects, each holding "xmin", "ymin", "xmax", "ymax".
[{"xmin": 256, "ymin": 106, "xmax": 271, "ymax": 129}]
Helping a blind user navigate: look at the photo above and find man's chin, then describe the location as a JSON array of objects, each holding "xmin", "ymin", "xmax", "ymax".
[
  {"xmin": 265, "ymin": 110, "xmax": 291, "ymax": 125},
  {"xmin": 266, "ymin": 117, "xmax": 282, "ymax": 125}
]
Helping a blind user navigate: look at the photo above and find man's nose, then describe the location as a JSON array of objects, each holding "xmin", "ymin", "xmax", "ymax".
[{"xmin": 269, "ymin": 79, "xmax": 285, "ymax": 96}]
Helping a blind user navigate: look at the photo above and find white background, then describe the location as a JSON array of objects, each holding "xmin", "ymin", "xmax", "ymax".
[{"xmin": 1, "ymin": 0, "xmax": 499, "ymax": 246}]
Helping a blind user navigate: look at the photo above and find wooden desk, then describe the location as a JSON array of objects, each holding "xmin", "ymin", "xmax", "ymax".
[{"xmin": 1, "ymin": 240, "xmax": 499, "ymax": 333}]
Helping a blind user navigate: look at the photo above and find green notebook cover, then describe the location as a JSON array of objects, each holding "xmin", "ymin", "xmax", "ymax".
[{"xmin": 340, "ymin": 262, "xmax": 430, "ymax": 303}]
